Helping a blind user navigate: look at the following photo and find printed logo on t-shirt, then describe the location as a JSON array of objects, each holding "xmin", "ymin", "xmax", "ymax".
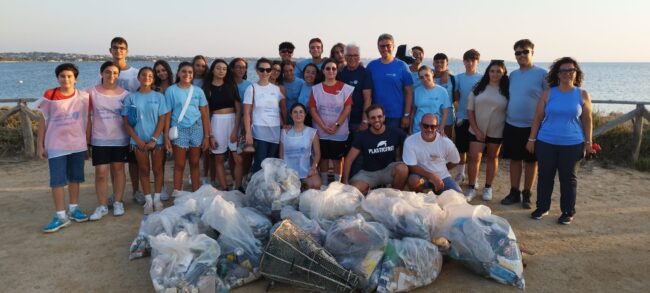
[
  {"xmin": 369, "ymin": 140, "xmax": 393, "ymax": 154},
  {"xmin": 430, "ymin": 154, "xmax": 439, "ymax": 161},
  {"xmin": 386, "ymin": 73, "xmax": 397, "ymax": 77},
  {"xmin": 348, "ymin": 80, "xmax": 359, "ymax": 85}
]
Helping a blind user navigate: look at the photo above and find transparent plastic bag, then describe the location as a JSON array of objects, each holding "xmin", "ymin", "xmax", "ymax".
[
  {"xmin": 149, "ymin": 232, "xmax": 222, "ymax": 292},
  {"xmin": 280, "ymin": 206, "xmax": 326, "ymax": 244},
  {"xmin": 361, "ymin": 188, "xmax": 442, "ymax": 240},
  {"xmin": 324, "ymin": 214, "xmax": 389, "ymax": 284},
  {"xmin": 238, "ymin": 207, "xmax": 273, "ymax": 245},
  {"xmin": 245, "ymin": 158, "xmax": 301, "ymax": 217},
  {"xmin": 299, "ymin": 182, "xmax": 364, "ymax": 230},
  {"xmin": 129, "ymin": 199, "xmax": 204, "ymax": 260},
  {"xmin": 448, "ymin": 215, "xmax": 525, "ymax": 290},
  {"xmin": 377, "ymin": 237, "xmax": 443, "ymax": 293},
  {"xmin": 201, "ymin": 195, "xmax": 262, "ymax": 289},
  {"xmin": 434, "ymin": 190, "xmax": 492, "ymax": 240}
]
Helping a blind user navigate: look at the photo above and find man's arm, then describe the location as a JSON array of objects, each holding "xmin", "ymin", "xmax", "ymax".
[{"xmin": 342, "ymin": 147, "xmax": 360, "ymax": 184}]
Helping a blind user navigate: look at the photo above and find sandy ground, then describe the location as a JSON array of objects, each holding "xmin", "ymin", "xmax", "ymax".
[{"xmin": 0, "ymin": 158, "xmax": 649, "ymax": 293}]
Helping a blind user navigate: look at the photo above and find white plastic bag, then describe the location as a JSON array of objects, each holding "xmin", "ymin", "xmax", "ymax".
[
  {"xmin": 245, "ymin": 158, "xmax": 301, "ymax": 217},
  {"xmin": 362, "ymin": 188, "xmax": 442, "ymax": 240},
  {"xmin": 377, "ymin": 237, "xmax": 443, "ymax": 293},
  {"xmin": 448, "ymin": 214, "xmax": 525, "ymax": 290},
  {"xmin": 434, "ymin": 190, "xmax": 491, "ymax": 239},
  {"xmin": 324, "ymin": 214, "xmax": 389, "ymax": 283},
  {"xmin": 299, "ymin": 182, "xmax": 364, "ymax": 230}
]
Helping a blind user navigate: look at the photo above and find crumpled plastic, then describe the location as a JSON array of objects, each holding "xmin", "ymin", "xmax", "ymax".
[
  {"xmin": 299, "ymin": 182, "xmax": 364, "ymax": 230},
  {"xmin": 324, "ymin": 214, "xmax": 389, "ymax": 286},
  {"xmin": 238, "ymin": 207, "xmax": 273, "ymax": 245},
  {"xmin": 245, "ymin": 158, "xmax": 301, "ymax": 218},
  {"xmin": 448, "ymin": 214, "xmax": 526, "ymax": 290},
  {"xmin": 280, "ymin": 205, "xmax": 326, "ymax": 244},
  {"xmin": 129, "ymin": 199, "xmax": 204, "ymax": 260},
  {"xmin": 149, "ymin": 231, "xmax": 225, "ymax": 292},
  {"xmin": 361, "ymin": 188, "xmax": 442, "ymax": 240},
  {"xmin": 377, "ymin": 237, "xmax": 443, "ymax": 293},
  {"xmin": 202, "ymin": 195, "xmax": 262, "ymax": 289},
  {"xmin": 434, "ymin": 190, "xmax": 492, "ymax": 240}
]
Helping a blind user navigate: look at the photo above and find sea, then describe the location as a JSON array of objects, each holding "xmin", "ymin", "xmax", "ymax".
[{"xmin": 1, "ymin": 60, "xmax": 649, "ymax": 113}]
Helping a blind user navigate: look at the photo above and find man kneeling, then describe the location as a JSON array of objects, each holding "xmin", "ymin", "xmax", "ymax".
[
  {"xmin": 404, "ymin": 113, "xmax": 462, "ymax": 194},
  {"xmin": 343, "ymin": 104, "xmax": 408, "ymax": 194}
]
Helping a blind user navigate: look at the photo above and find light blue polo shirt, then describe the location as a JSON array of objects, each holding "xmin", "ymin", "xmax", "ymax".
[
  {"xmin": 412, "ymin": 85, "xmax": 451, "ymax": 133},
  {"xmin": 165, "ymin": 84, "xmax": 208, "ymax": 128},
  {"xmin": 121, "ymin": 91, "xmax": 169, "ymax": 144},
  {"xmin": 506, "ymin": 65, "xmax": 548, "ymax": 127}
]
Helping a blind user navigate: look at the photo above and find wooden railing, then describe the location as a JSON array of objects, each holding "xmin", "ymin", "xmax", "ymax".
[
  {"xmin": 0, "ymin": 98, "xmax": 38, "ymax": 157},
  {"xmin": 592, "ymin": 100, "xmax": 650, "ymax": 162}
]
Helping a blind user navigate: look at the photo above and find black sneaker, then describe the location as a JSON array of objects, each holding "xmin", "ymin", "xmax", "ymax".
[
  {"xmin": 530, "ymin": 209, "xmax": 549, "ymax": 220},
  {"xmin": 521, "ymin": 190, "xmax": 532, "ymax": 210},
  {"xmin": 500, "ymin": 188, "xmax": 521, "ymax": 205},
  {"xmin": 558, "ymin": 213, "xmax": 574, "ymax": 225}
]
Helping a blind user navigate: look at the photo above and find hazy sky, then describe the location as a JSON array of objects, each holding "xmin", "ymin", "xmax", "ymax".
[{"xmin": 2, "ymin": 0, "xmax": 649, "ymax": 62}]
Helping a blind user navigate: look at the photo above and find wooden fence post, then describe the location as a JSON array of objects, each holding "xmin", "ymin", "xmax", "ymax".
[
  {"xmin": 631, "ymin": 104, "xmax": 644, "ymax": 163},
  {"xmin": 18, "ymin": 100, "xmax": 35, "ymax": 157}
]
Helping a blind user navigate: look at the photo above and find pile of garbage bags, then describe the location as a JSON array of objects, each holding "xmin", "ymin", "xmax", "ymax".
[{"xmin": 130, "ymin": 158, "xmax": 526, "ymax": 292}]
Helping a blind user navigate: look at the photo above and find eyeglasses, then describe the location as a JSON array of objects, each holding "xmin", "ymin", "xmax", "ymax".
[
  {"xmin": 421, "ymin": 123, "xmax": 438, "ymax": 130},
  {"xmin": 111, "ymin": 46, "xmax": 127, "ymax": 51},
  {"xmin": 346, "ymin": 54, "xmax": 360, "ymax": 58},
  {"xmin": 559, "ymin": 68, "xmax": 577, "ymax": 74},
  {"xmin": 324, "ymin": 67, "xmax": 337, "ymax": 72},
  {"xmin": 280, "ymin": 49, "xmax": 293, "ymax": 54},
  {"xmin": 257, "ymin": 68, "xmax": 272, "ymax": 73},
  {"xmin": 514, "ymin": 49, "xmax": 531, "ymax": 56}
]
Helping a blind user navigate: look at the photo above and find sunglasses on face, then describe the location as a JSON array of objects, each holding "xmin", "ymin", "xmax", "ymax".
[
  {"xmin": 421, "ymin": 123, "xmax": 438, "ymax": 130},
  {"xmin": 514, "ymin": 49, "xmax": 531, "ymax": 56},
  {"xmin": 257, "ymin": 67, "xmax": 272, "ymax": 73},
  {"xmin": 559, "ymin": 68, "xmax": 577, "ymax": 74},
  {"xmin": 324, "ymin": 67, "xmax": 337, "ymax": 72},
  {"xmin": 280, "ymin": 49, "xmax": 293, "ymax": 54}
]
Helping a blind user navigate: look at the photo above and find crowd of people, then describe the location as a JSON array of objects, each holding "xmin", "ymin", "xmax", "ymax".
[{"xmin": 36, "ymin": 34, "xmax": 595, "ymax": 233}]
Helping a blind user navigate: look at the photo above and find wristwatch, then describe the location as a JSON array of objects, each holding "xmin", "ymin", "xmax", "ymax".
[
  {"xmin": 335, "ymin": 122, "xmax": 340, "ymax": 128},
  {"xmin": 403, "ymin": 113, "xmax": 410, "ymax": 117}
]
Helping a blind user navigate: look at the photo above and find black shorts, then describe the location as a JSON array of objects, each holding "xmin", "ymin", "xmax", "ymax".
[
  {"xmin": 91, "ymin": 145, "xmax": 128, "ymax": 166},
  {"xmin": 469, "ymin": 132, "xmax": 503, "ymax": 145},
  {"xmin": 454, "ymin": 119, "xmax": 471, "ymax": 153},
  {"xmin": 319, "ymin": 139, "xmax": 348, "ymax": 160},
  {"xmin": 502, "ymin": 123, "xmax": 537, "ymax": 162}
]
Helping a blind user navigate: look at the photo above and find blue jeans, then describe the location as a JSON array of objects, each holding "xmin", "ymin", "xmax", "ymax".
[
  {"xmin": 535, "ymin": 140, "xmax": 583, "ymax": 214},
  {"xmin": 252, "ymin": 139, "xmax": 279, "ymax": 173}
]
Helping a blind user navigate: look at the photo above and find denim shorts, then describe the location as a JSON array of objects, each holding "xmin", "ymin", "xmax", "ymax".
[
  {"xmin": 48, "ymin": 151, "xmax": 86, "ymax": 187},
  {"xmin": 173, "ymin": 120, "xmax": 204, "ymax": 149}
]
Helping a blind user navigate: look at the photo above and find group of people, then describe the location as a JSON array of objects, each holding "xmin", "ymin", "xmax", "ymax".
[{"xmin": 36, "ymin": 35, "xmax": 595, "ymax": 233}]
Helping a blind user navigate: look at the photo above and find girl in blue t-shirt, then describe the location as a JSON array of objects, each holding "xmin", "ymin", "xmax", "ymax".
[
  {"xmin": 122, "ymin": 67, "xmax": 169, "ymax": 214},
  {"xmin": 166, "ymin": 62, "xmax": 210, "ymax": 193}
]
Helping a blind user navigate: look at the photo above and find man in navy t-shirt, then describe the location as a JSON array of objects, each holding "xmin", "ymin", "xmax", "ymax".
[
  {"xmin": 366, "ymin": 33, "xmax": 414, "ymax": 131},
  {"xmin": 338, "ymin": 44, "xmax": 373, "ymax": 133},
  {"xmin": 342, "ymin": 104, "xmax": 408, "ymax": 194}
]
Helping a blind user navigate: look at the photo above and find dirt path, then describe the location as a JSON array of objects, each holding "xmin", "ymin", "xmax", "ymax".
[{"xmin": 0, "ymin": 159, "xmax": 648, "ymax": 292}]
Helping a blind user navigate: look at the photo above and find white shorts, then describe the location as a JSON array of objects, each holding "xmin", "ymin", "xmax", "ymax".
[{"xmin": 210, "ymin": 113, "xmax": 238, "ymax": 154}]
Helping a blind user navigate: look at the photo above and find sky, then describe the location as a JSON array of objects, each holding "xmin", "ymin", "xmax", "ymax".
[{"xmin": 1, "ymin": 0, "xmax": 649, "ymax": 62}]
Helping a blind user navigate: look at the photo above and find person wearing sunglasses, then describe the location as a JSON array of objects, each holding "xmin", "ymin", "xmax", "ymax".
[
  {"xmin": 411, "ymin": 66, "xmax": 449, "ymax": 135},
  {"xmin": 501, "ymin": 39, "xmax": 549, "ymax": 209},
  {"xmin": 465, "ymin": 60, "xmax": 509, "ymax": 202},
  {"xmin": 403, "ymin": 113, "xmax": 461, "ymax": 194},
  {"xmin": 309, "ymin": 58, "xmax": 354, "ymax": 184},
  {"xmin": 295, "ymin": 37, "xmax": 325, "ymax": 78},
  {"xmin": 526, "ymin": 57, "xmax": 593, "ymax": 225},
  {"xmin": 243, "ymin": 58, "xmax": 287, "ymax": 173},
  {"xmin": 367, "ymin": 33, "xmax": 414, "ymax": 131},
  {"xmin": 278, "ymin": 41, "xmax": 295, "ymax": 63}
]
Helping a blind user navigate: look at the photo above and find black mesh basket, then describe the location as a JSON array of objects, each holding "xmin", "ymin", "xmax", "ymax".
[{"xmin": 260, "ymin": 220, "xmax": 362, "ymax": 292}]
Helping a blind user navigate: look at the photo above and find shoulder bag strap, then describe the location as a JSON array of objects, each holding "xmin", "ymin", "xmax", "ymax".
[{"xmin": 177, "ymin": 85, "xmax": 194, "ymax": 123}]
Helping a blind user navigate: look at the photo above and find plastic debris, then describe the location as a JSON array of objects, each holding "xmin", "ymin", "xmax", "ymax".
[
  {"xmin": 377, "ymin": 237, "xmax": 443, "ymax": 293},
  {"xmin": 245, "ymin": 158, "xmax": 301, "ymax": 218},
  {"xmin": 239, "ymin": 207, "xmax": 273, "ymax": 244},
  {"xmin": 299, "ymin": 182, "xmax": 364, "ymax": 230},
  {"xmin": 280, "ymin": 205, "xmax": 326, "ymax": 244}
]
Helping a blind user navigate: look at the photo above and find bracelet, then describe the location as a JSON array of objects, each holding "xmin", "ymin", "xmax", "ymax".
[
  {"xmin": 585, "ymin": 141, "xmax": 591, "ymax": 144},
  {"xmin": 528, "ymin": 138, "xmax": 536, "ymax": 142},
  {"xmin": 151, "ymin": 136, "xmax": 158, "ymax": 143}
]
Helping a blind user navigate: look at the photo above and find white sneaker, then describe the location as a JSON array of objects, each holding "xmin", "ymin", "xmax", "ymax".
[
  {"xmin": 171, "ymin": 189, "xmax": 183, "ymax": 198},
  {"xmin": 454, "ymin": 172, "xmax": 465, "ymax": 183},
  {"xmin": 113, "ymin": 201, "xmax": 125, "ymax": 216},
  {"xmin": 482, "ymin": 187, "xmax": 493, "ymax": 201},
  {"xmin": 464, "ymin": 188, "xmax": 477, "ymax": 202},
  {"xmin": 89, "ymin": 206, "xmax": 108, "ymax": 221},
  {"xmin": 143, "ymin": 201, "xmax": 154, "ymax": 215},
  {"xmin": 154, "ymin": 199, "xmax": 164, "ymax": 212},
  {"xmin": 160, "ymin": 189, "xmax": 170, "ymax": 201}
]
